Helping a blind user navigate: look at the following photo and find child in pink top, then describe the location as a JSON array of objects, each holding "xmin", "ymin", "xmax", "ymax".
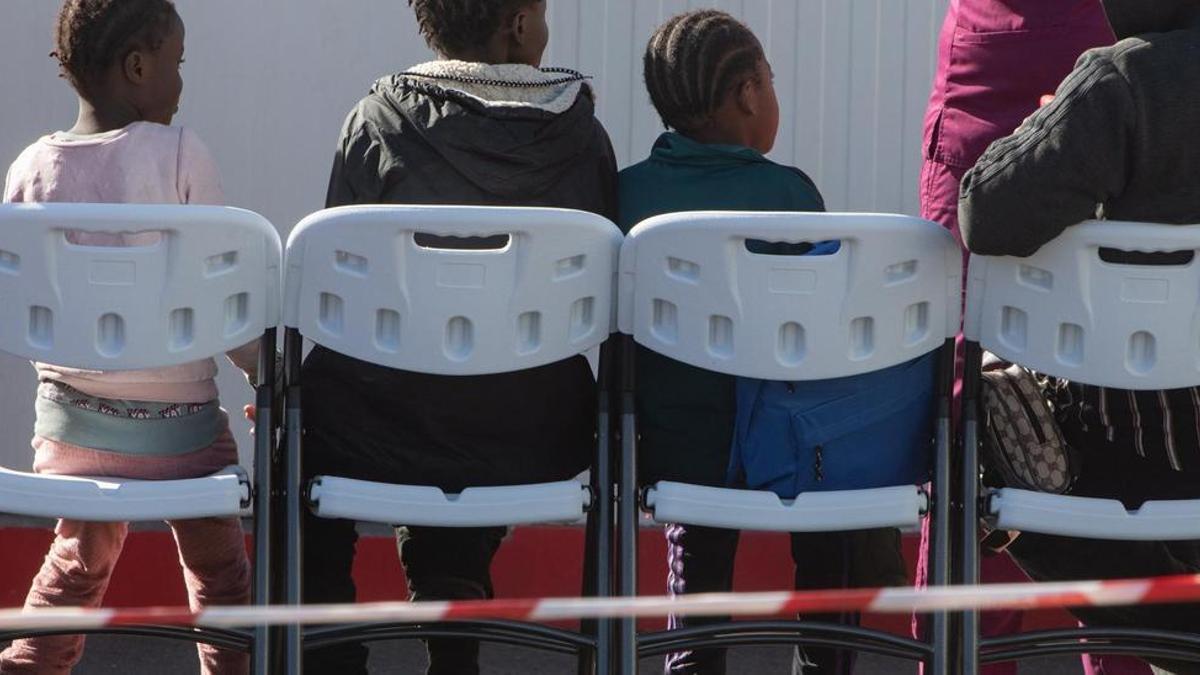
[{"xmin": 1, "ymin": 2, "xmax": 253, "ymax": 673}]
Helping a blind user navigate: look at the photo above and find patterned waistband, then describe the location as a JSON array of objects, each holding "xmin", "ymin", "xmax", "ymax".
[{"xmin": 34, "ymin": 382, "xmax": 225, "ymax": 456}]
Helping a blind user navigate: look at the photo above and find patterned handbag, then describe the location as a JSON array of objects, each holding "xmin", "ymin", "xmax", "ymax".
[{"xmin": 979, "ymin": 354, "xmax": 1080, "ymax": 495}]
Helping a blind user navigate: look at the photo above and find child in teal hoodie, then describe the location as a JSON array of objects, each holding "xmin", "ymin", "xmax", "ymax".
[{"xmin": 620, "ymin": 11, "xmax": 910, "ymax": 675}]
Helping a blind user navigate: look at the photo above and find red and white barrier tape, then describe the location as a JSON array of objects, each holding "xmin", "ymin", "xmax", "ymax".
[{"xmin": 3, "ymin": 574, "xmax": 1199, "ymax": 632}]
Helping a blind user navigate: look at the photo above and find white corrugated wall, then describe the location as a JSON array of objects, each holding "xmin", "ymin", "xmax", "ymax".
[
  {"xmin": 546, "ymin": 0, "xmax": 947, "ymax": 214},
  {"xmin": 0, "ymin": 0, "xmax": 947, "ymax": 471}
]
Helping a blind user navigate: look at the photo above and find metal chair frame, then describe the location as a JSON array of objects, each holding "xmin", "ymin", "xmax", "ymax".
[
  {"xmin": 961, "ymin": 220, "xmax": 1200, "ymax": 674},
  {"xmin": 280, "ymin": 205, "xmax": 623, "ymax": 674},
  {"xmin": 0, "ymin": 203, "xmax": 282, "ymax": 674},
  {"xmin": 614, "ymin": 211, "xmax": 962, "ymax": 675}
]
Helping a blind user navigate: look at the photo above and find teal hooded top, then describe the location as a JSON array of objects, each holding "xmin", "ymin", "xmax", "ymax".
[{"xmin": 618, "ymin": 132, "xmax": 827, "ymax": 486}]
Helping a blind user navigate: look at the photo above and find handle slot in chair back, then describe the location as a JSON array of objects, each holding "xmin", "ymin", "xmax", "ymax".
[
  {"xmin": 620, "ymin": 211, "xmax": 962, "ymax": 380},
  {"xmin": 284, "ymin": 205, "xmax": 622, "ymax": 376},
  {"xmin": 967, "ymin": 220, "xmax": 1200, "ymax": 390},
  {"xmin": 0, "ymin": 203, "xmax": 281, "ymax": 370}
]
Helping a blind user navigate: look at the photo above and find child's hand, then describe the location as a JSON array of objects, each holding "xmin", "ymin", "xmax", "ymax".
[{"xmin": 1040, "ymin": 94, "xmax": 1055, "ymax": 107}]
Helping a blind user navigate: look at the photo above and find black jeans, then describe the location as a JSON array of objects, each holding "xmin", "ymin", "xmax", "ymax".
[
  {"xmin": 663, "ymin": 525, "xmax": 908, "ymax": 674},
  {"xmin": 299, "ymin": 413, "xmax": 511, "ymax": 675},
  {"xmin": 1007, "ymin": 421, "xmax": 1200, "ymax": 673},
  {"xmin": 298, "ymin": 348, "xmax": 595, "ymax": 674},
  {"xmin": 301, "ymin": 507, "xmax": 505, "ymax": 675}
]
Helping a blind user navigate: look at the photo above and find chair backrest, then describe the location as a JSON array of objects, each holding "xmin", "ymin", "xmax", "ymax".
[
  {"xmin": 966, "ymin": 220, "xmax": 1200, "ymax": 390},
  {"xmin": 0, "ymin": 203, "xmax": 281, "ymax": 369},
  {"xmin": 283, "ymin": 205, "xmax": 623, "ymax": 375},
  {"xmin": 618, "ymin": 212, "xmax": 961, "ymax": 380}
]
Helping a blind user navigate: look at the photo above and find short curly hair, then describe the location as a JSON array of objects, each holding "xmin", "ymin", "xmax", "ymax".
[
  {"xmin": 408, "ymin": 0, "xmax": 535, "ymax": 57},
  {"xmin": 643, "ymin": 10, "xmax": 765, "ymax": 132},
  {"xmin": 53, "ymin": 0, "xmax": 177, "ymax": 91}
]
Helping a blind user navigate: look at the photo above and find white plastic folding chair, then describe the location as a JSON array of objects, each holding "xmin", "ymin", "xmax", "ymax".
[
  {"xmin": 616, "ymin": 211, "xmax": 962, "ymax": 674},
  {"xmin": 963, "ymin": 220, "xmax": 1200, "ymax": 673},
  {"xmin": 0, "ymin": 203, "xmax": 283, "ymax": 673},
  {"xmin": 281, "ymin": 205, "xmax": 623, "ymax": 674}
]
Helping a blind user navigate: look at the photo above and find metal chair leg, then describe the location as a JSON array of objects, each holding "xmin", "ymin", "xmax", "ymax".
[
  {"xmin": 283, "ymin": 328, "xmax": 304, "ymax": 675},
  {"xmin": 580, "ymin": 340, "xmax": 615, "ymax": 675},
  {"xmin": 251, "ymin": 328, "xmax": 278, "ymax": 675},
  {"xmin": 617, "ymin": 336, "xmax": 638, "ymax": 675},
  {"xmin": 618, "ymin": 410, "xmax": 638, "ymax": 675},
  {"xmin": 594, "ymin": 340, "xmax": 617, "ymax": 675},
  {"xmin": 580, "ymin": 466, "xmax": 611, "ymax": 675},
  {"xmin": 577, "ymin": 520, "xmax": 601, "ymax": 675},
  {"xmin": 961, "ymin": 340, "xmax": 983, "ymax": 675},
  {"xmin": 928, "ymin": 339, "xmax": 955, "ymax": 675}
]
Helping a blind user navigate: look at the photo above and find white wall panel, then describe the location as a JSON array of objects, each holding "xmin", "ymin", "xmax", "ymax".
[
  {"xmin": 0, "ymin": 0, "xmax": 947, "ymax": 471},
  {"xmin": 541, "ymin": 0, "xmax": 948, "ymax": 212}
]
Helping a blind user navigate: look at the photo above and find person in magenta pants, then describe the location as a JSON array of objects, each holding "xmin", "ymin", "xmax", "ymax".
[{"xmin": 915, "ymin": 2, "xmax": 1142, "ymax": 675}]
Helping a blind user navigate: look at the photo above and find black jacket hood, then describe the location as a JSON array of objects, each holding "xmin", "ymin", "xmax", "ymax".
[
  {"xmin": 1101, "ymin": 0, "xmax": 1200, "ymax": 39},
  {"xmin": 368, "ymin": 64, "xmax": 600, "ymax": 199}
]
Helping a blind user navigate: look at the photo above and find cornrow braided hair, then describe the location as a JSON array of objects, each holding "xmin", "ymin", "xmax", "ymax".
[
  {"xmin": 643, "ymin": 10, "xmax": 765, "ymax": 133},
  {"xmin": 408, "ymin": 0, "xmax": 535, "ymax": 57},
  {"xmin": 53, "ymin": 0, "xmax": 177, "ymax": 91}
]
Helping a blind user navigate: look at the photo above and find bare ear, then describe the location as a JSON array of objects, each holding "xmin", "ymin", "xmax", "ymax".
[
  {"xmin": 510, "ymin": 10, "xmax": 529, "ymax": 46},
  {"xmin": 123, "ymin": 50, "xmax": 147, "ymax": 84},
  {"xmin": 735, "ymin": 76, "xmax": 760, "ymax": 116}
]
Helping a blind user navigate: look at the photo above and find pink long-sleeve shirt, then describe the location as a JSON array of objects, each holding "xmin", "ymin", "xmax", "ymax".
[{"xmin": 3, "ymin": 121, "xmax": 254, "ymax": 403}]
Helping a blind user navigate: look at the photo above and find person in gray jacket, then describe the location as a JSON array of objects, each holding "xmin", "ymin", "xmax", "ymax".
[
  {"xmin": 961, "ymin": 0, "xmax": 1200, "ymax": 251},
  {"xmin": 959, "ymin": 1, "xmax": 1200, "ymax": 672}
]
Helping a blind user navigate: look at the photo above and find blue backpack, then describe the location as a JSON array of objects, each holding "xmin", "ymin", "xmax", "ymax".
[{"xmin": 728, "ymin": 351, "xmax": 937, "ymax": 499}]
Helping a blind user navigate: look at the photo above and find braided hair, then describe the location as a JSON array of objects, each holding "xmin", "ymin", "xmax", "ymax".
[
  {"xmin": 408, "ymin": 0, "xmax": 536, "ymax": 57},
  {"xmin": 53, "ymin": 0, "xmax": 177, "ymax": 91},
  {"xmin": 643, "ymin": 10, "xmax": 766, "ymax": 133}
]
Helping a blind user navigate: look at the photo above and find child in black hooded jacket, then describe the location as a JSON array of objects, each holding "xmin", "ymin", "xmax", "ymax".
[{"xmin": 302, "ymin": 2, "xmax": 617, "ymax": 674}]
